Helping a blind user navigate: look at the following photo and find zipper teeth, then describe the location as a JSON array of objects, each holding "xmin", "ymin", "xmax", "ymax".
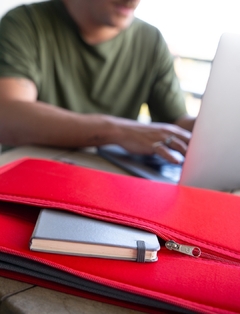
[
  {"xmin": 201, "ymin": 251, "xmax": 240, "ymax": 266},
  {"xmin": 109, "ymin": 222, "xmax": 240, "ymax": 266},
  {"xmin": 160, "ymin": 233, "xmax": 240, "ymax": 266}
]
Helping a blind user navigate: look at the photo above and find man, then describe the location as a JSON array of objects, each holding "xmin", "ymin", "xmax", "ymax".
[{"xmin": 0, "ymin": 0, "xmax": 195, "ymax": 163}]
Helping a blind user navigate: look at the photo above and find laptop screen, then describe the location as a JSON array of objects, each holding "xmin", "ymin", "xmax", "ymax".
[{"xmin": 180, "ymin": 33, "xmax": 240, "ymax": 191}]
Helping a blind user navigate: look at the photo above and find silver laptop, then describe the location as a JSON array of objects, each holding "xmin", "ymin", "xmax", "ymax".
[
  {"xmin": 99, "ymin": 33, "xmax": 240, "ymax": 191},
  {"xmin": 180, "ymin": 32, "xmax": 240, "ymax": 191}
]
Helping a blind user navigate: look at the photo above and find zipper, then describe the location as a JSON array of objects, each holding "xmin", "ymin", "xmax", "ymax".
[
  {"xmin": 165, "ymin": 239, "xmax": 240, "ymax": 266},
  {"xmin": 165, "ymin": 240, "xmax": 201, "ymax": 258}
]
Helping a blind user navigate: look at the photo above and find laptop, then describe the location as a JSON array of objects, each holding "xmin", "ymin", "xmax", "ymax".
[
  {"xmin": 98, "ymin": 33, "xmax": 240, "ymax": 191},
  {"xmin": 98, "ymin": 144, "xmax": 184, "ymax": 183}
]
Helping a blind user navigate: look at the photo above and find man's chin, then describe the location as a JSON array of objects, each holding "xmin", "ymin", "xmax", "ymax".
[{"xmin": 109, "ymin": 14, "xmax": 135, "ymax": 30}]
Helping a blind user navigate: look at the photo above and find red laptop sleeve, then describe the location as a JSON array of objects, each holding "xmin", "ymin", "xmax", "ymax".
[{"xmin": 0, "ymin": 158, "xmax": 239, "ymax": 314}]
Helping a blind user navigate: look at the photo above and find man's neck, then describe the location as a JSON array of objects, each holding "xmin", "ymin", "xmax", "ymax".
[
  {"xmin": 62, "ymin": 0, "xmax": 123, "ymax": 45},
  {"xmin": 78, "ymin": 26, "xmax": 121, "ymax": 45}
]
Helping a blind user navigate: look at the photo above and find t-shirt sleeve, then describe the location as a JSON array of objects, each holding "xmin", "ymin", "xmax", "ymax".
[
  {"xmin": 0, "ymin": 6, "xmax": 41, "ymax": 88},
  {"xmin": 147, "ymin": 31, "xmax": 187, "ymax": 123}
]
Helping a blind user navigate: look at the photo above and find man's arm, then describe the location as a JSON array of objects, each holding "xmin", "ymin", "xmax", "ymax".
[
  {"xmin": 0, "ymin": 78, "xmax": 118, "ymax": 147},
  {"xmin": 174, "ymin": 114, "xmax": 196, "ymax": 132},
  {"xmin": 0, "ymin": 77, "xmax": 191, "ymax": 164}
]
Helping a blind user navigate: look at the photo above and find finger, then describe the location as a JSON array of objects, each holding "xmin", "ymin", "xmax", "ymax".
[
  {"xmin": 164, "ymin": 135, "xmax": 188, "ymax": 156},
  {"xmin": 173, "ymin": 129, "xmax": 191, "ymax": 144},
  {"xmin": 152, "ymin": 143, "xmax": 182, "ymax": 164},
  {"xmin": 163, "ymin": 125, "xmax": 191, "ymax": 144}
]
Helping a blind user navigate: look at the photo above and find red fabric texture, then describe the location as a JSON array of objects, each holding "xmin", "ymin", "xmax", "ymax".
[{"xmin": 0, "ymin": 158, "xmax": 240, "ymax": 314}]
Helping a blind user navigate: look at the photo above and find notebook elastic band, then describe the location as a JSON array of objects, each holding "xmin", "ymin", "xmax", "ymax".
[{"xmin": 137, "ymin": 240, "xmax": 146, "ymax": 263}]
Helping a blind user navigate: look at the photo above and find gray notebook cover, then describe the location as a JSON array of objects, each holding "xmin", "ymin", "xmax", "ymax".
[{"xmin": 30, "ymin": 209, "xmax": 160, "ymax": 262}]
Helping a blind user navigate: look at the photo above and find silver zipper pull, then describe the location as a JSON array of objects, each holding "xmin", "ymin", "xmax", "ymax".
[{"xmin": 165, "ymin": 240, "xmax": 201, "ymax": 258}]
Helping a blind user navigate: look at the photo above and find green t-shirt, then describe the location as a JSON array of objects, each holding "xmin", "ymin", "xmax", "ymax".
[{"xmin": 0, "ymin": 0, "xmax": 186, "ymax": 122}]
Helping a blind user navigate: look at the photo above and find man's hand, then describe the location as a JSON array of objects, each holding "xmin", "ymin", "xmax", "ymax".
[
  {"xmin": 105, "ymin": 116, "xmax": 191, "ymax": 164},
  {"xmin": 0, "ymin": 77, "xmax": 192, "ymax": 163}
]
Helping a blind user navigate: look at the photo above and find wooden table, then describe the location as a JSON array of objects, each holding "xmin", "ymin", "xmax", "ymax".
[{"xmin": 0, "ymin": 146, "xmax": 143, "ymax": 314}]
